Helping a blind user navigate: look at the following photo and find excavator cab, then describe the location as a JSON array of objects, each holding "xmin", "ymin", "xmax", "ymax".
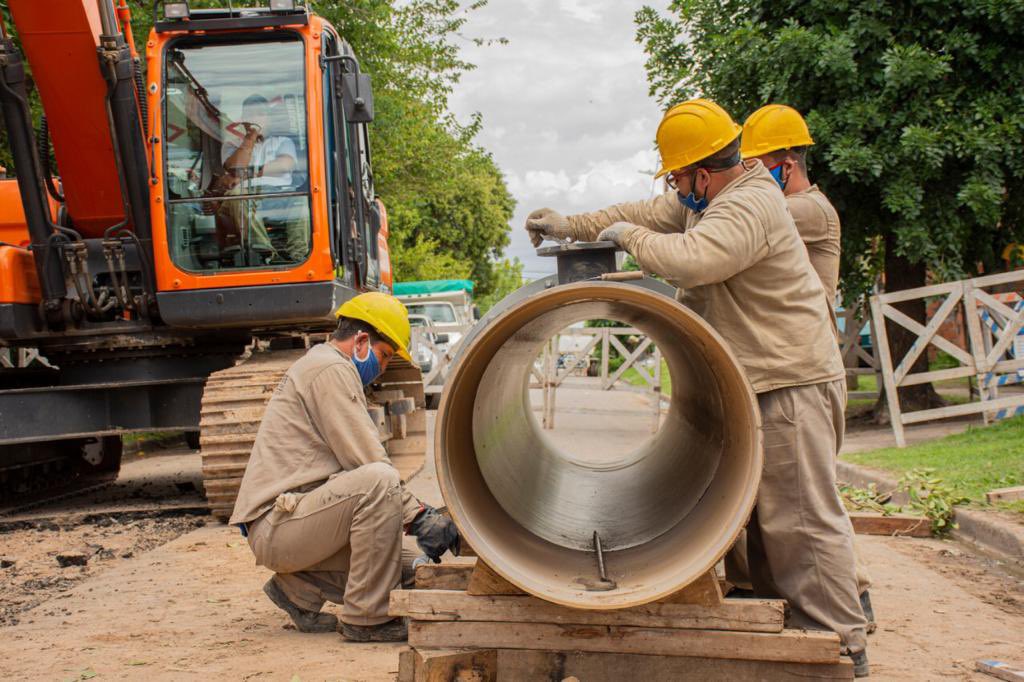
[{"xmin": 150, "ymin": 4, "xmax": 391, "ymax": 328}]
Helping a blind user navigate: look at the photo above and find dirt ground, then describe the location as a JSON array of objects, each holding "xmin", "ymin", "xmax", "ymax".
[{"xmin": 1, "ymin": 397, "xmax": 1023, "ymax": 680}]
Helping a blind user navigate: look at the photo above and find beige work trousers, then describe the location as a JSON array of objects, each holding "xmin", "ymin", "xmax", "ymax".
[
  {"xmin": 727, "ymin": 527, "xmax": 873, "ymax": 595},
  {"xmin": 744, "ymin": 379, "xmax": 867, "ymax": 654},
  {"xmin": 246, "ymin": 462, "xmax": 404, "ymax": 626}
]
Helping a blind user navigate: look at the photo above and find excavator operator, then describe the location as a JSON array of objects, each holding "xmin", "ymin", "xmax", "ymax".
[
  {"xmin": 523, "ymin": 99, "xmax": 869, "ymax": 676},
  {"xmin": 215, "ymin": 94, "xmax": 309, "ymax": 264},
  {"xmin": 229, "ymin": 293, "xmax": 460, "ymax": 642}
]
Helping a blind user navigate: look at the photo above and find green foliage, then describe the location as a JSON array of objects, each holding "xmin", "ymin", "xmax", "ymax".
[
  {"xmin": 474, "ymin": 257, "xmax": 523, "ymax": 313},
  {"xmin": 846, "ymin": 415, "xmax": 1024, "ymax": 518},
  {"xmin": 635, "ymin": 1, "xmax": 1024, "ymax": 301},
  {"xmin": 897, "ymin": 468, "xmax": 969, "ymax": 534},
  {"xmin": 839, "ymin": 470, "xmax": 968, "ymax": 536}
]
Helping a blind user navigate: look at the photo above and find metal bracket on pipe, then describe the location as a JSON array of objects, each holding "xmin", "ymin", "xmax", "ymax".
[{"xmin": 536, "ymin": 240, "xmax": 620, "ymax": 285}]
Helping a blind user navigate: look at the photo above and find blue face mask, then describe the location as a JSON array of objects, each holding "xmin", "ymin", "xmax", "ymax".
[
  {"xmin": 678, "ymin": 191, "xmax": 708, "ymax": 213},
  {"xmin": 768, "ymin": 164, "xmax": 786, "ymax": 189},
  {"xmin": 676, "ymin": 170, "xmax": 709, "ymax": 213},
  {"xmin": 352, "ymin": 343, "xmax": 381, "ymax": 386}
]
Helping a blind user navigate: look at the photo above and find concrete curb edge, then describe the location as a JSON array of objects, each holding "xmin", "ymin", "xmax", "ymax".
[{"xmin": 837, "ymin": 460, "xmax": 1024, "ymax": 563}]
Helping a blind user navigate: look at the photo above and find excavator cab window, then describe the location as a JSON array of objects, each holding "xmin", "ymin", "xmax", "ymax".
[{"xmin": 163, "ymin": 34, "xmax": 312, "ymax": 271}]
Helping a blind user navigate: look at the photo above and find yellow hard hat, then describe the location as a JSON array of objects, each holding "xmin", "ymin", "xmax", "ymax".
[
  {"xmin": 335, "ymin": 292, "xmax": 412, "ymax": 363},
  {"xmin": 655, "ymin": 98, "xmax": 743, "ymax": 178},
  {"xmin": 740, "ymin": 104, "xmax": 815, "ymax": 159}
]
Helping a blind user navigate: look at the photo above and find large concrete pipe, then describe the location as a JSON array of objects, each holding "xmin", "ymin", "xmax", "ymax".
[{"xmin": 435, "ymin": 280, "xmax": 762, "ymax": 609}]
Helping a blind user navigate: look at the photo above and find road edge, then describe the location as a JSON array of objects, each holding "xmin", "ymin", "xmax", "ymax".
[{"xmin": 837, "ymin": 460, "xmax": 1024, "ymax": 564}]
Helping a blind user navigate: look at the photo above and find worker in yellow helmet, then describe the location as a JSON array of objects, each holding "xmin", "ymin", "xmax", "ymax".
[
  {"xmin": 525, "ymin": 98, "xmax": 869, "ymax": 676},
  {"xmin": 738, "ymin": 103, "xmax": 877, "ymax": 634},
  {"xmin": 229, "ymin": 292, "xmax": 458, "ymax": 642},
  {"xmin": 740, "ymin": 104, "xmax": 840, "ymax": 307}
]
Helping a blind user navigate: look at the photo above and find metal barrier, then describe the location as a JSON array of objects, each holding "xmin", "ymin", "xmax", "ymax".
[{"xmin": 870, "ymin": 270, "xmax": 1024, "ymax": 446}]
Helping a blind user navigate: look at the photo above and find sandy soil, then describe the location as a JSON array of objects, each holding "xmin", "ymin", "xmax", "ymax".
[{"xmin": 1, "ymin": 396, "xmax": 1022, "ymax": 680}]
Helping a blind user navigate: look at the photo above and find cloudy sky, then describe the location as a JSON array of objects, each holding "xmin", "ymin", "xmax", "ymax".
[{"xmin": 448, "ymin": 0, "xmax": 666, "ymax": 280}]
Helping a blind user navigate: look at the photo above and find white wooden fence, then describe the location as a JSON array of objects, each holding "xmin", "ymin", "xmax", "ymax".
[
  {"xmin": 870, "ymin": 270, "xmax": 1024, "ymax": 446},
  {"xmin": 839, "ymin": 297, "xmax": 882, "ymax": 400},
  {"xmin": 529, "ymin": 326, "xmax": 663, "ymax": 433}
]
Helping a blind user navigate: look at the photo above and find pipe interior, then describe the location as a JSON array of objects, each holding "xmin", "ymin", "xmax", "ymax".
[
  {"xmin": 473, "ymin": 301, "xmax": 721, "ymax": 551},
  {"xmin": 438, "ymin": 284, "xmax": 760, "ymax": 608}
]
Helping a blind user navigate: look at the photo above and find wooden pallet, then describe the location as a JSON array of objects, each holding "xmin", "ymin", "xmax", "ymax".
[{"xmin": 391, "ymin": 560, "xmax": 854, "ymax": 681}]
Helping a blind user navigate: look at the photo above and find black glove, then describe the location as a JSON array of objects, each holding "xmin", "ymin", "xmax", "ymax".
[{"xmin": 408, "ymin": 505, "xmax": 460, "ymax": 563}]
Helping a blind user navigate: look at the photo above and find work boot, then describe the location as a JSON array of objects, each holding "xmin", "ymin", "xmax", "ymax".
[
  {"xmin": 844, "ymin": 650, "xmax": 870, "ymax": 678},
  {"xmin": 262, "ymin": 578, "xmax": 338, "ymax": 633},
  {"xmin": 339, "ymin": 618, "xmax": 408, "ymax": 642},
  {"xmin": 860, "ymin": 590, "xmax": 877, "ymax": 634}
]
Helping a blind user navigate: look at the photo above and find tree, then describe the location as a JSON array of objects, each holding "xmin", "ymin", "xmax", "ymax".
[{"xmin": 636, "ymin": 0, "xmax": 1024, "ymax": 414}]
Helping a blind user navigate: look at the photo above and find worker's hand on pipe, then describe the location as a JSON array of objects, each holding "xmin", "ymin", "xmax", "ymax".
[
  {"xmin": 597, "ymin": 222, "xmax": 634, "ymax": 248},
  {"xmin": 525, "ymin": 208, "xmax": 571, "ymax": 247},
  {"xmin": 408, "ymin": 506, "xmax": 461, "ymax": 563}
]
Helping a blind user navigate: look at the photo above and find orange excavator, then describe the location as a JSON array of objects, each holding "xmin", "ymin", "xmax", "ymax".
[{"xmin": 0, "ymin": 1, "xmax": 424, "ymax": 517}]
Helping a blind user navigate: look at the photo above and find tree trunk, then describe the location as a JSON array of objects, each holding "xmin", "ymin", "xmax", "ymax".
[{"xmin": 873, "ymin": 232, "xmax": 945, "ymax": 423}]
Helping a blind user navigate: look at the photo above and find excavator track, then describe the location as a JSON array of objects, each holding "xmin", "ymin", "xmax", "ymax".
[{"xmin": 199, "ymin": 348, "xmax": 427, "ymax": 522}]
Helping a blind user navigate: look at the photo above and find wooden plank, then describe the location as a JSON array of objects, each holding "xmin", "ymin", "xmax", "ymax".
[
  {"xmin": 850, "ymin": 512, "xmax": 931, "ymax": 537},
  {"xmin": 660, "ymin": 569, "xmax": 724, "ymax": 606},
  {"xmin": 390, "ymin": 589, "xmax": 785, "ymax": 633},
  {"xmin": 466, "ymin": 561, "xmax": 524, "ymax": 596},
  {"xmin": 387, "ymin": 433, "xmax": 428, "ymax": 457},
  {"xmin": 977, "ymin": 659, "xmax": 1024, "ymax": 682},
  {"xmin": 488, "ymin": 648, "xmax": 854, "ymax": 681},
  {"xmin": 413, "ymin": 648, "xmax": 497, "ymax": 682},
  {"xmin": 985, "ymin": 485, "xmax": 1024, "ymax": 504},
  {"xmin": 408, "ymin": 621, "xmax": 842, "ymax": 664},
  {"xmin": 415, "ymin": 562, "xmax": 477, "ymax": 591},
  {"xmin": 881, "ymin": 302, "xmax": 974, "ymax": 367},
  {"xmin": 876, "ymin": 280, "xmax": 961, "ymax": 304},
  {"xmin": 971, "ymin": 269, "xmax": 1024, "ymax": 289},
  {"xmin": 892, "ymin": 289, "xmax": 962, "ymax": 385},
  {"xmin": 899, "ymin": 365, "xmax": 975, "ymax": 387},
  {"xmin": 901, "ymin": 394, "xmax": 1024, "ymax": 425},
  {"xmin": 397, "ymin": 648, "xmax": 416, "ymax": 682},
  {"xmin": 870, "ymin": 294, "xmax": 906, "ymax": 447}
]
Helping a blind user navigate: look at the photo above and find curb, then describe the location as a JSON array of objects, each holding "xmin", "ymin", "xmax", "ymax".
[{"xmin": 836, "ymin": 460, "xmax": 1024, "ymax": 564}]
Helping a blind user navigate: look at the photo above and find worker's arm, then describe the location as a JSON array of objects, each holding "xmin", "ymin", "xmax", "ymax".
[
  {"xmin": 222, "ymin": 125, "xmax": 261, "ymax": 172},
  {"xmin": 305, "ymin": 365, "xmax": 423, "ymax": 525},
  {"xmin": 260, "ymin": 137, "xmax": 297, "ymax": 178},
  {"xmin": 615, "ymin": 194, "xmax": 771, "ymax": 289},
  {"xmin": 567, "ymin": 191, "xmax": 688, "ymax": 241}
]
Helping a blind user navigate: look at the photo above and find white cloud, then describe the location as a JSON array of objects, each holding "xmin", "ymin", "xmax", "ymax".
[
  {"xmin": 448, "ymin": 0, "xmax": 663, "ymax": 280},
  {"xmin": 559, "ymin": 0, "xmax": 601, "ymax": 23}
]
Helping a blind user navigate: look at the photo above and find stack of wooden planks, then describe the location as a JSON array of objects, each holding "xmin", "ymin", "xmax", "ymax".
[{"xmin": 390, "ymin": 560, "xmax": 854, "ymax": 681}]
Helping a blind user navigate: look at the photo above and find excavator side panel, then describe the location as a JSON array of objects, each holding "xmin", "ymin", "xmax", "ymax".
[
  {"xmin": 0, "ymin": 179, "xmax": 54, "ymax": 305},
  {"xmin": 7, "ymin": 0, "xmax": 126, "ymax": 238}
]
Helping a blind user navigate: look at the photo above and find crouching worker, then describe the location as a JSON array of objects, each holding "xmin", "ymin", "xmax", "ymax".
[{"xmin": 229, "ymin": 292, "xmax": 459, "ymax": 641}]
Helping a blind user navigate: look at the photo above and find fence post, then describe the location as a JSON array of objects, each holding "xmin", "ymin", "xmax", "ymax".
[{"xmin": 869, "ymin": 293, "xmax": 906, "ymax": 447}]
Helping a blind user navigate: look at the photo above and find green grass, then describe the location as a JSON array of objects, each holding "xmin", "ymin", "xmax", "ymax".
[
  {"xmin": 620, "ymin": 358, "xmax": 671, "ymax": 394},
  {"xmin": 845, "ymin": 416, "xmax": 1024, "ymax": 516}
]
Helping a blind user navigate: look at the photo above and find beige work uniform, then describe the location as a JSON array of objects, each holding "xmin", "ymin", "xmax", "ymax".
[
  {"xmin": 567, "ymin": 161, "xmax": 866, "ymax": 653},
  {"xmin": 230, "ymin": 343, "xmax": 422, "ymax": 626},
  {"xmin": 728, "ymin": 185, "xmax": 872, "ymax": 597}
]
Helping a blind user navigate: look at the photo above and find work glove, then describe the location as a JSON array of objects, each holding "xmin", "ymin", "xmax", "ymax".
[
  {"xmin": 408, "ymin": 505, "xmax": 461, "ymax": 563},
  {"xmin": 525, "ymin": 208, "xmax": 572, "ymax": 247},
  {"xmin": 597, "ymin": 221, "xmax": 634, "ymax": 248}
]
